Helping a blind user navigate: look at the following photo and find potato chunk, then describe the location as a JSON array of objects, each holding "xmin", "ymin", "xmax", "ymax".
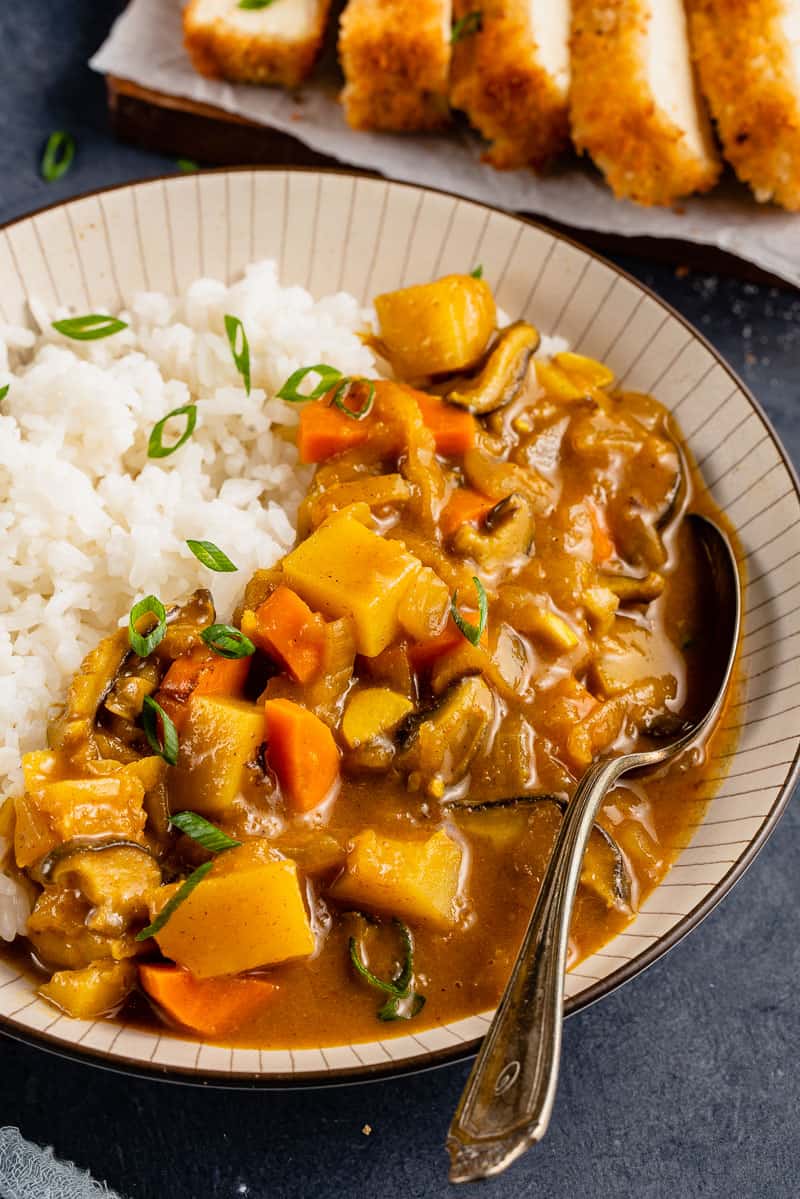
[
  {"xmin": 15, "ymin": 768, "xmax": 147, "ymax": 869},
  {"xmin": 169, "ymin": 696, "xmax": 264, "ymax": 817},
  {"xmin": 329, "ymin": 828, "xmax": 462, "ymax": 928},
  {"xmin": 341, "ymin": 688, "xmax": 414, "ymax": 749},
  {"xmin": 39, "ymin": 959, "xmax": 137, "ymax": 1019},
  {"xmin": 281, "ymin": 506, "xmax": 421, "ymax": 657},
  {"xmin": 153, "ymin": 841, "xmax": 315, "ymax": 978},
  {"xmin": 374, "ymin": 274, "xmax": 496, "ymax": 378}
]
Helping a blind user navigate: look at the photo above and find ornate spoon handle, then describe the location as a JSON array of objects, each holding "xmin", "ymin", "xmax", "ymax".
[{"xmin": 447, "ymin": 755, "xmax": 628, "ymax": 1182}]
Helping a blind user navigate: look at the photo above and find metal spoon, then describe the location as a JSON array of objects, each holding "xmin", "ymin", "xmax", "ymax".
[{"xmin": 447, "ymin": 513, "xmax": 741, "ymax": 1183}]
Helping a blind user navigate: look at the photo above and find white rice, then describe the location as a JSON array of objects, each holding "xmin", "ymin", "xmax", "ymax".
[{"xmin": 0, "ymin": 261, "xmax": 565, "ymax": 941}]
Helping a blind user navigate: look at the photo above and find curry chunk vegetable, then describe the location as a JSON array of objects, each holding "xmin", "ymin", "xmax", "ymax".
[{"xmin": 0, "ymin": 270, "xmax": 731, "ymax": 1051}]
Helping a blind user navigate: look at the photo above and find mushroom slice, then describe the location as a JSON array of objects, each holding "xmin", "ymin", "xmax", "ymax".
[
  {"xmin": 48, "ymin": 630, "xmax": 131, "ymax": 757},
  {"xmin": 396, "ymin": 676, "xmax": 495, "ymax": 796},
  {"xmin": 45, "ymin": 842, "xmax": 162, "ymax": 937},
  {"xmin": 160, "ymin": 588, "xmax": 216, "ymax": 658},
  {"xmin": 452, "ymin": 493, "xmax": 535, "ymax": 570},
  {"xmin": 600, "ymin": 571, "xmax": 665, "ymax": 605},
  {"xmin": 445, "ymin": 322, "xmax": 541, "ymax": 415},
  {"xmin": 449, "ymin": 793, "xmax": 631, "ymax": 906}
]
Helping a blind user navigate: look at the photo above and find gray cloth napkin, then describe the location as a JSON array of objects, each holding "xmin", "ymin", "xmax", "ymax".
[{"xmin": 0, "ymin": 1128, "xmax": 126, "ymax": 1199}]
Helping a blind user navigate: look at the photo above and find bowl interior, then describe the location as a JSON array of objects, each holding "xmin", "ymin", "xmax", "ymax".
[{"xmin": 0, "ymin": 170, "xmax": 797, "ymax": 1084}]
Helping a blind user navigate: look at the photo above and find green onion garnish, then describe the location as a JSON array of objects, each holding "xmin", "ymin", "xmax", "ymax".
[
  {"xmin": 201, "ymin": 624, "xmax": 255, "ymax": 660},
  {"xmin": 148, "ymin": 404, "xmax": 197, "ymax": 459},
  {"xmin": 170, "ymin": 811, "xmax": 241, "ymax": 854},
  {"xmin": 238, "ymin": 0, "xmax": 278, "ymax": 7},
  {"xmin": 450, "ymin": 576, "xmax": 488, "ymax": 646},
  {"xmin": 52, "ymin": 314, "xmax": 128, "ymax": 341},
  {"xmin": 224, "ymin": 314, "xmax": 251, "ymax": 395},
  {"xmin": 141, "ymin": 695, "xmax": 179, "ymax": 767},
  {"xmin": 128, "ymin": 594, "xmax": 168, "ymax": 658},
  {"xmin": 136, "ymin": 860, "xmax": 213, "ymax": 941},
  {"xmin": 470, "ymin": 264, "xmax": 484, "ymax": 279},
  {"xmin": 276, "ymin": 364, "xmax": 343, "ymax": 403},
  {"xmin": 41, "ymin": 131, "xmax": 75, "ymax": 183},
  {"xmin": 349, "ymin": 918, "xmax": 426, "ymax": 1023},
  {"xmin": 186, "ymin": 539, "xmax": 237, "ymax": 573},
  {"xmin": 177, "ymin": 158, "xmax": 199, "ymax": 173},
  {"xmin": 329, "ymin": 378, "xmax": 375, "ymax": 421},
  {"xmin": 0, "ymin": 385, "xmax": 8, "ymax": 403},
  {"xmin": 451, "ymin": 10, "xmax": 482, "ymax": 42},
  {"xmin": 378, "ymin": 991, "xmax": 427, "ymax": 1022}
]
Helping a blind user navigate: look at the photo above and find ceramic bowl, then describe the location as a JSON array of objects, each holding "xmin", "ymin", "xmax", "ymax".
[{"xmin": 0, "ymin": 169, "xmax": 796, "ymax": 1085}]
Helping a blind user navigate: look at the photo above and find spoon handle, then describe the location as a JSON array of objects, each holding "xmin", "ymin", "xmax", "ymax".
[{"xmin": 447, "ymin": 756, "xmax": 627, "ymax": 1182}]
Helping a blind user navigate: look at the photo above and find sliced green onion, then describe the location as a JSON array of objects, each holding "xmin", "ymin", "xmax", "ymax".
[
  {"xmin": 329, "ymin": 378, "xmax": 375, "ymax": 421},
  {"xmin": 451, "ymin": 10, "xmax": 482, "ymax": 42},
  {"xmin": 201, "ymin": 623, "xmax": 255, "ymax": 660},
  {"xmin": 128, "ymin": 594, "xmax": 168, "ymax": 658},
  {"xmin": 148, "ymin": 404, "xmax": 197, "ymax": 459},
  {"xmin": 186, "ymin": 539, "xmax": 237, "ymax": 573},
  {"xmin": 52, "ymin": 314, "xmax": 128, "ymax": 341},
  {"xmin": 41, "ymin": 131, "xmax": 75, "ymax": 183},
  {"xmin": 470, "ymin": 264, "xmax": 484, "ymax": 279},
  {"xmin": 136, "ymin": 860, "xmax": 213, "ymax": 941},
  {"xmin": 451, "ymin": 576, "xmax": 488, "ymax": 646},
  {"xmin": 238, "ymin": 0, "xmax": 278, "ymax": 7},
  {"xmin": 224, "ymin": 314, "xmax": 251, "ymax": 395},
  {"xmin": 277, "ymin": 364, "xmax": 343, "ymax": 403},
  {"xmin": 177, "ymin": 158, "xmax": 199, "ymax": 173},
  {"xmin": 0, "ymin": 385, "xmax": 8, "ymax": 403},
  {"xmin": 170, "ymin": 811, "xmax": 241, "ymax": 854},
  {"xmin": 349, "ymin": 918, "xmax": 425, "ymax": 1022},
  {"xmin": 379, "ymin": 992, "xmax": 427, "ymax": 1022},
  {"xmin": 141, "ymin": 695, "xmax": 179, "ymax": 767}
]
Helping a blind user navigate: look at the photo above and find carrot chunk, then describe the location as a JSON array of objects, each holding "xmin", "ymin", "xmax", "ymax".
[
  {"xmin": 440, "ymin": 487, "xmax": 494, "ymax": 538},
  {"xmin": 264, "ymin": 698, "xmax": 340, "ymax": 812},
  {"xmin": 245, "ymin": 586, "xmax": 325, "ymax": 683},
  {"xmin": 587, "ymin": 502, "xmax": 615, "ymax": 563},
  {"xmin": 139, "ymin": 963, "xmax": 276, "ymax": 1038},
  {"xmin": 297, "ymin": 401, "xmax": 371, "ymax": 464},
  {"xmin": 156, "ymin": 648, "xmax": 251, "ymax": 730},
  {"xmin": 414, "ymin": 394, "xmax": 477, "ymax": 456},
  {"xmin": 408, "ymin": 608, "xmax": 484, "ymax": 671}
]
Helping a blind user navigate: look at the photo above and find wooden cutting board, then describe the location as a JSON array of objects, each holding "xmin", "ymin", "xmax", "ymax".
[{"xmin": 105, "ymin": 74, "xmax": 780, "ymax": 286}]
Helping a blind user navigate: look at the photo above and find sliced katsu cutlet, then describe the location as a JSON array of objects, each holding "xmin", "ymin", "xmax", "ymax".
[
  {"xmin": 449, "ymin": 1, "xmax": 571, "ymax": 169},
  {"xmin": 339, "ymin": 0, "xmax": 452, "ymax": 131},
  {"xmin": 570, "ymin": 0, "xmax": 721, "ymax": 205},
  {"xmin": 183, "ymin": 0, "xmax": 332, "ymax": 88},
  {"xmin": 688, "ymin": 0, "xmax": 800, "ymax": 211}
]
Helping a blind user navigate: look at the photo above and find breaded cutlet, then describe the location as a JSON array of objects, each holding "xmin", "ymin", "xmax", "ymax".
[
  {"xmin": 450, "ymin": 0, "xmax": 571, "ymax": 169},
  {"xmin": 184, "ymin": 0, "xmax": 332, "ymax": 88},
  {"xmin": 688, "ymin": 0, "xmax": 800, "ymax": 211},
  {"xmin": 339, "ymin": 0, "xmax": 452, "ymax": 131},
  {"xmin": 570, "ymin": 0, "xmax": 721, "ymax": 205}
]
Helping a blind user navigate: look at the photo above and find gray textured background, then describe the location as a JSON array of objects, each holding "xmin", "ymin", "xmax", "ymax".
[{"xmin": 1, "ymin": 4, "xmax": 798, "ymax": 1197}]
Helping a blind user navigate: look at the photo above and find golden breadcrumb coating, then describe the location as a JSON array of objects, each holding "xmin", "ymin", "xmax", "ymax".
[
  {"xmin": 183, "ymin": 0, "xmax": 331, "ymax": 89},
  {"xmin": 339, "ymin": 0, "xmax": 452, "ymax": 132},
  {"xmin": 688, "ymin": 0, "xmax": 800, "ymax": 211},
  {"xmin": 450, "ymin": 0, "xmax": 570, "ymax": 169},
  {"xmin": 570, "ymin": 0, "xmax": 721, "ymax": 206}
]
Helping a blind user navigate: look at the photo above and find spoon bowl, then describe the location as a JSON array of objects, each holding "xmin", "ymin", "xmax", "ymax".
[{"xmin": 447, "ymin": 513, "xmax": 741, "ymax": 1183}]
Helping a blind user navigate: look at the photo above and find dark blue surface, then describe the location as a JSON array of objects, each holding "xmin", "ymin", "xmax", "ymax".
[{"xmin": 1, "ymin": 5, "xmax": 798, "ymax": 1197}]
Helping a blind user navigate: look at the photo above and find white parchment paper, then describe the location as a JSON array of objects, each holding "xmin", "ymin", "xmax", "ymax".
[{"xmin": 91, "ymin": 0, "xmax": 800, "ymax": 288}]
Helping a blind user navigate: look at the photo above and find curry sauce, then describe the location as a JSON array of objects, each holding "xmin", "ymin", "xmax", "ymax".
[{"xmin": 0, "ymin": 273, "xmax": 738, "ymax": 1049}]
